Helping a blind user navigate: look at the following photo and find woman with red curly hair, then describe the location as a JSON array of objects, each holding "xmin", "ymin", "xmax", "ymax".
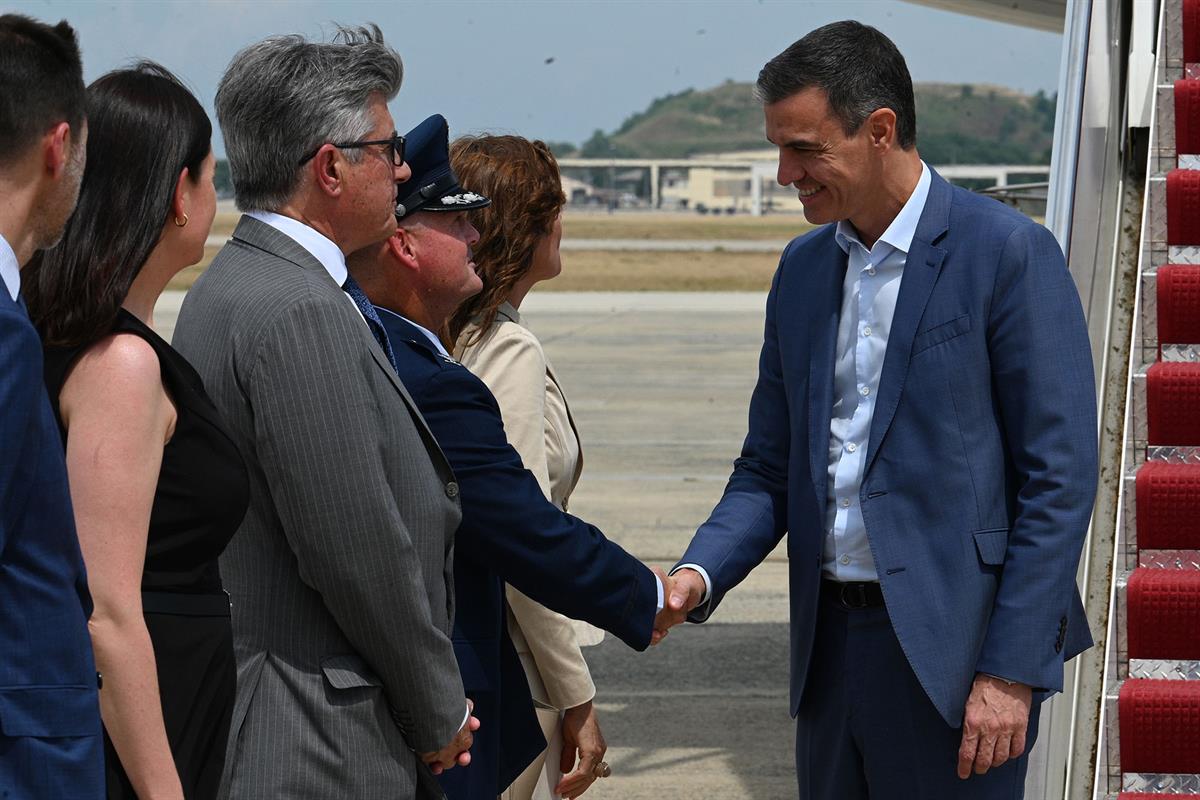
[{"xmin": 448, "ymin": 136, "xmax": 606, "ymax": 800}]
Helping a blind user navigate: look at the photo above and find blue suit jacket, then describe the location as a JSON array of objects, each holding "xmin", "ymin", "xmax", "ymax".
[
  {"xmin": 0, "ymin": 291, "xmax": 102, "ymax": 796},
  {"xmin": 679, "ymin": 170, "xmax": 1098, "ymax": 727},
  {"xmin": 376, "ymin": 310, "xmax": 657, "ymax": 798}
]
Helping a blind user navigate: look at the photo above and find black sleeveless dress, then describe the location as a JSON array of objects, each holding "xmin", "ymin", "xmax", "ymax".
[{"xmin": 44, "ymin": 309, "xmax": 249, "ymax": 800}]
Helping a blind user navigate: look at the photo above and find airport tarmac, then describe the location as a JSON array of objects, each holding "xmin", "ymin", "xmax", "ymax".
[{"xmin": 155, "ymin": 289, "xmax": 796, "ymax": 799}]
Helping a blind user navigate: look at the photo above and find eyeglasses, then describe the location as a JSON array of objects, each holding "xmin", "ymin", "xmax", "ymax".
[{"xmin": 298, "ymin": 132, "xmax": 406, "ymax": 167}]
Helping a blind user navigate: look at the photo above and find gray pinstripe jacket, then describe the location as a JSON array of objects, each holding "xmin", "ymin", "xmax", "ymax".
[{"xmin": 173, "ymin": 215, "xmax": 464, "ymax": 799}]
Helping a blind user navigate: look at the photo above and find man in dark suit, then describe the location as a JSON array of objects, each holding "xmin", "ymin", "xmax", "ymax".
[
  {"xmin": 173, "ymin": 29, "xmax": 475, "ymax": 799},
  {"xmin": 347, "ymin": 114, "xmax": 675, "ymax": 800},
  {"xmin": 658, "ymin": 21, "xmax": 1098, "ymax": 799},
  {"xmin": 0, "ymin": 14, "xmax": 103, "ymax": 799}
]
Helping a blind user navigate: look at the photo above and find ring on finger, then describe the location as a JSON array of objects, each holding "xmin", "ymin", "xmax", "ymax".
[{"xmin": 592, "ymin": 761, "xmax": 612, "ymax": 778}]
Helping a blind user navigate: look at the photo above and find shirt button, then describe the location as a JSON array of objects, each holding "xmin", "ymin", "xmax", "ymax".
[
  {"xmin": 862, "ymin": 326, "xmax": 872, "ymax": 337},
  {"xmin": 840, "ymin": 498, "xmax": 851, "ymax": 508},
  {"xmin": 860, "ymin": 386, "xmax": 870, "ymax": 397},
  {"xmin": 840, "ymin": 555, "xmax": 851, "ymax": 565},
  {"xmin": 846, "ymin": 442, "xmax": 857, "ymax": 453},
  {"xmin": 445, "ymin": 482, "xmax": 460, "ymax": 499}
]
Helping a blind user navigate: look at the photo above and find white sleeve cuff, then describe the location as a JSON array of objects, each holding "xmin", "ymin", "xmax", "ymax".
[{"xmin": 654, "ymin": 574, "xmax": 664, "ymax": 612}]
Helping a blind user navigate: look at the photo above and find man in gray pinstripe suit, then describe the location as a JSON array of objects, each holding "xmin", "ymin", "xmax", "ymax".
[{"xmin": 173, "ymin": 27, "xmax": 475, "ymax": 799}]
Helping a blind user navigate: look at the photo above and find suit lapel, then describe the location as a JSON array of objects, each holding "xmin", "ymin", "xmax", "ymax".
[
  {"xmin": 233, "ymin": 215, "xmax": 455, "ymax": 478},
  {"xmin": 546, "ymin": 361, "xmax": 585, "ymax": 489},
  {"xmin": 806, "ymin": 239, "xmax": 847, "ymax": 507},
  {"xmin": 863, "ymin": 171, "xmax": 952, "ymax": 477}
]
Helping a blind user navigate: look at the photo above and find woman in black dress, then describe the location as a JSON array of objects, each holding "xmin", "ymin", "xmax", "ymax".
[{"xmin": 23, "ymin": 62, "xmax": 248, "ymax": 800}]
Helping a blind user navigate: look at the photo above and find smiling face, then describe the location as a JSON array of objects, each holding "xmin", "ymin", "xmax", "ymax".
[{"xmin": 766, "ymin": 86, "xmax": 885, "ymax": 232}]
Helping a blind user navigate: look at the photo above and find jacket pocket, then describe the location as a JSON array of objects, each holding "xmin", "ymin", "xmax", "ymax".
[
  {"xmin": 912, "ymin": 313, "xmax": 970, "ymax": 355},
  {"xmin": 320, "ymin": 654, "xmax": 383, "ymax": 690},
  {"xmin": 0, "ymin": 685, "xmax": 99, "ymax": 737},
  {"xmin": 973, "ymin": 527, "xmax": 1009, "ymax": 566}
]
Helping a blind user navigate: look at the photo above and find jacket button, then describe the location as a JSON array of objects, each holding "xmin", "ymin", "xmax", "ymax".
[{"xmin": 445, "ymin": 482, "xmax": 459, "ymax": 499}]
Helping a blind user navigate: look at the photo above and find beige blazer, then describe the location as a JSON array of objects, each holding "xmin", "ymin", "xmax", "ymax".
[{"xmin": 457, "ymin": 302, "xmax": 601, "ymax": 711}]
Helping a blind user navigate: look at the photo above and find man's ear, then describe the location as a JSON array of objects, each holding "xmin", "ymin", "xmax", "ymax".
[
  {"xmin": 309, "ymin": 145, "xmax": 344, "ymax": 198},
  {"xmin": 387, "ymin": 225, "xmax": 419, "ymax": 271},
  {"xmin": 866, "ymin": 107, "xmax": 897, "ymax": 151},
  {"xmin": 43, "ymin": 121, "xmax": 73, "ymax": 178}
]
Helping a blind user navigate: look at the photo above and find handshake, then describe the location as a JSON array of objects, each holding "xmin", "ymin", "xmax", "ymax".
[{"xmin": 649, "ymin": 567, "xmax": 707, "ymax": 645}]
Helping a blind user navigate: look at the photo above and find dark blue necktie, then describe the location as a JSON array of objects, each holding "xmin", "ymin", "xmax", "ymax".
[{"xmin": 342, "ymin": 274, "xmax": 398, "ymax": 373}]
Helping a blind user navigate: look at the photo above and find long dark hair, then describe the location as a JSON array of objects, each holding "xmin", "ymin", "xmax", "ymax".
[{"xmin": 24, "ymin": 61, "xmax": 211, "ymax": 347}]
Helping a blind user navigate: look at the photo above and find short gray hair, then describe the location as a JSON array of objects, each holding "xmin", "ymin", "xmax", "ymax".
[{"xmin": 216, "ymin": 24, "xmax": 402, "ymax": 211}]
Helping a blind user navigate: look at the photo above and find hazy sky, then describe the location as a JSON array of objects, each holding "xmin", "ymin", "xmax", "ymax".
[{"xmin": 10, "ymin": 0, "xmax": 1064, "ymax": 156}]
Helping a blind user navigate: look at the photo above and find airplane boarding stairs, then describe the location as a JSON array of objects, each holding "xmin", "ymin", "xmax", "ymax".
[{"xmin": 1097, "ymin": 0, "xmax": 1200, "ymax": 795}]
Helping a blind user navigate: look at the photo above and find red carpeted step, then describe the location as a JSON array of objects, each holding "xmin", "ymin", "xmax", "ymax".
[
  {"xmin": 1157, "ymin": 264, "xmax": 1200, "ymax": 348},
  {"xmin": 1168, "ymin": 170, "xmax": 1200, "ymax": 246},
  {"xmin": 1136, "ymin": 461, "xmax": 1200, "ymax": 550},
  {"xmin": 1147, "ymin": 362, "xmax": 1200, "ymax": 444},
  {"xmin": 1127, "ymin": 568, "xmax": 1200, "ymax": 659},
  {"xmin": 1180, "ymin": 81, "xmax": 1200, "ymax": 155},
  {"xmin": 1119, "ymin": 679, "xmax": 1200, "ymax": 773},
  {"xmin": 1188, "ymin": 0, "xmax": 1200, "ymax": 65},
  {"xmin": 1119, "ymin": 795, "xmax": 1200, "ymax": 799}
]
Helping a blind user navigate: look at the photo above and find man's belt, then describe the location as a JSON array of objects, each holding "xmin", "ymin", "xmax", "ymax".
[{"xmin": 821, "ymin": 579, "xmax": 885, "ymax": 610}]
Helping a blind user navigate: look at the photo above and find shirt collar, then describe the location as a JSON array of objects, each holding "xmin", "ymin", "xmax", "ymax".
[
  {"xmin": 0, "ymin": 234, "xmax": 20, "ymax": 302},
  {"xmin": 496, "ymin": 301, "xmax": 521, "ymax": 324},
  {"xmin": 245, "ymin": 210, "xmax": 348, "ymax": 286},
  {"xmin": 376, "ymin": 306, "xmax": 451, "ymax": 359},
  {"xmin": 835, "ymin": 161, "xmax": 932, "ymax": 257}
]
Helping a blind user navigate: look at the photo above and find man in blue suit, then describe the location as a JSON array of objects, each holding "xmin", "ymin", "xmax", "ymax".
[
  {"xmin": 0, "ymin": 14, "xmax": 104, "ymax": 799},
  {"xmin": 346, "ymin": 114, "xmax": 674, "ymax": 800},
  {"xmin": 659, "ymin": 21, "xmax": 1098, "ymax": 799}
]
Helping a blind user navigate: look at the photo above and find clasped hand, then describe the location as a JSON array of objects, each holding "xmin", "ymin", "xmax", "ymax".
[
  {"xmin": 420, "ymin": 699, "xmax": 481, "ymax": 775},
  {"xmin": 649, "ymin": 566, "xmax": 705, "ymax": 645}
]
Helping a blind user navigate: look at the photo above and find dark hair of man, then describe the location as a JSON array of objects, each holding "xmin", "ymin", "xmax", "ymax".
[
  {"xmin": 24, "ymin": 62, "xmax": 211, "ymax": 348},
  {"xmin": 445, "ymin": 135, "xmax": 566, "ymax": 348},
  {"xmin": 0, "ymin": 14, "xmax": 85, "ymax": 165},
  {"xmin": 756, "ymin": 20, "xmax": 917, "ymax": 150}
]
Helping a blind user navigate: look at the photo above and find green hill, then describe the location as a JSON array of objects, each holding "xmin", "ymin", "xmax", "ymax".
[{"xmin": 573, "ymin": 80, "xmax": 1055, "ymax": 165}]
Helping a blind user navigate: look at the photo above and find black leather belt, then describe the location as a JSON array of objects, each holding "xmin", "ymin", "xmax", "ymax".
[
  {"xmin": 821, "ymin": 579, "xmax": 885, "ymax": 610},
  {"xmin": 142, "ymin": 590, "xmax": 231, "ymax": 617}
]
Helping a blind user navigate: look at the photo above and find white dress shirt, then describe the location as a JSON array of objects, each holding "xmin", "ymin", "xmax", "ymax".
[
  {"xmin": 678, "ymin": 163, "xmax": 932, "ymax": 603},
  {"xmin": 825, "ymin": 162, "xmax": 931, "ymax": 582},
  {"xmin": 0, "ymin": 234, "xmax": 20, "ymax": 302},
  {"xmin": 245, "ymin": 211, "xmax": 348, "ymax": 286}
]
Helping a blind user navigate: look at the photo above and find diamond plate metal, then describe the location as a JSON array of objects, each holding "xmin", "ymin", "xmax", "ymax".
[
  {"xmin": 1151, "ymin": 178, "xmax": 1168, "ymax": 246},
  {"xmin": 1167, "ymin": 0, "xmax": 1183, "ymax": 66},
  {"xmin": 1124, "ymin": 472, "xmax": 1140, "ymax": 571},
  {"xmin": 1169, "ymin": 246, "xmax": 1200, "ymax": 263},
  {"xmin": 1139, "ymin": 549, "xmax": 1200, "ymax": 569},
  {"xmin": 1106, "ymin": 692, "xmax": 1122, "ymax": 791},
  {"xmin": 1146, "ymin": 446, "xmax": 1200, "ymax": 464},
  {"xmin": 1189, "ymin": 64, "xmax": 1200, "ymax": 80},
  {"xmin": 1117, "ymin": 574, "xmax": 1129, "ymax": 676},
  {"xmin": 1129, "ymin": 659, "xmax": 1200, "ymax": 679},
  {"xmin": 1143, "ymin": 271, "xmax": 1159, "ymax": 361},
  {"xmin": 1123, "ymin": 773, "xmax": 1200, "ymax": 793},
  {"xmin": 1167, "ymin": 0, "xmax": 1184, "ymax": 72},
  {"xmin": 1181, "ymin": 155, "xmax": 1200, "ymax": 170},
  {"xmin": 1160, "ymin": 343, "xmax": 1200, "ymax": 361},
  {"xmin": 1161, "ymin": 85, "xmax": 1178, "ymax": 156}
]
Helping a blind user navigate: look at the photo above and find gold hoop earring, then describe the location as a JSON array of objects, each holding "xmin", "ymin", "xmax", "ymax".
[{"xmin": 174, "ymin": 214, "xmax": 189, "ymax": 228}]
